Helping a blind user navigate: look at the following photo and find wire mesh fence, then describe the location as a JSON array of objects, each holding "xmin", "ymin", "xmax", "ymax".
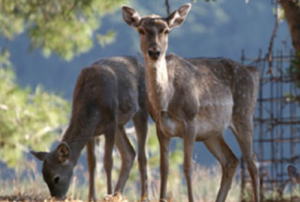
[{"xmin": 240, "ymin": 50, "xmax": 300, "ymax": 202}]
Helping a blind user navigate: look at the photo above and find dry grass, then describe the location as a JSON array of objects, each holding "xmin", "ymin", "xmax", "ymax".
[
  {"xmin": 0, "ymin": 124, "xmax": 243, "ymax": 201},
  {"xmin": 0, "ymin": 193, "xmax": 129, "ymax": 202},
  {"xmin": 0, "ymin": 159, "xmax": 241, "ymax": 202}
]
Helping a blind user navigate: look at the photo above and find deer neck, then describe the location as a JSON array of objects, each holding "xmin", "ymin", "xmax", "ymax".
[
  {"xmin": 145, "ymin": 54, "xmax": 174, "ymax": 112},
  {"xmin": 62, "ymin": 114, "xmax": 99, "ymax": 164}
]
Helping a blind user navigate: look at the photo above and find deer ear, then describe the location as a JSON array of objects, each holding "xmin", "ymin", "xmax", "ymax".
[
  {"xmin": 287, "ymin": 165, "xmax": 300, "ymax": 183},
  {"xmin": 31, "ymin": 150, "xmax": 48, "ymax": 161},
  {"xmin": 122, "ymin": 6, "xmax": 141, "ymax": 27},
  {"xmin": 56, "ymin": 142, "xmax": 71, "ymax": 165},
  {"xmin": 167, "ymin": 3, "xmax": 191, "ymax": 29}
]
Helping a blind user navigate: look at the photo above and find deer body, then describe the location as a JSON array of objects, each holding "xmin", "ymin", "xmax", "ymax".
[
  {"xmin": 148, "ymin": 54, "xmax": 252, "ymax": 141},
  {"xmin": 31, "ymin": 56, "xmax": 148, "ymax": 201},
  {"xmin": 123, "ymin": 4, "xmax": 260, "ymax": 202}
]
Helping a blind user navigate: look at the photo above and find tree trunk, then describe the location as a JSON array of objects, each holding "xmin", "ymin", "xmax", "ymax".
[
  {"xmin": 280, "ymin": 1, "xmax": 300, "ymax": 77},
  {"xmin": 280, "ymin": 1, "xmax": 300, "ymax": 54}
]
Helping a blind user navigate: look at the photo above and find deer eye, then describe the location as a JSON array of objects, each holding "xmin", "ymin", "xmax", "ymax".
[
  {"xmin": 138, "ymin": 29, "xmax": 145, "ymax": 35},
  {"xmin": 159, "ymin": 29, "xmax": 169, "ymax": 35},
  {"xmin": 53, "ymin": 175, "xmax": 60, "ymax": 184}
]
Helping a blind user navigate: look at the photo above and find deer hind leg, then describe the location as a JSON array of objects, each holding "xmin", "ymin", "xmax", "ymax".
[
  {"xmin": 133, "ymin": 109, "xmax": 149, "ymax": 200},
  {"xmin": 104, "ymin": 125, "xmax": 117, "ymax": 195},
  {"xmin": 87, "ymin": 138, "xmax": 97, "ymax": 202},
  {"xmin": 114, "ymin": 126, "xmax": 136, "ymax": 194},
  {"xmin": 156, "ymin": 126, "xmax": 171, "ymax": 202},
  {"xmin": 232, "ymin": 116, "xmax": 260, "ymax": 202},
  {"xmin": 204, "ymin": 135, "xmax": 238, "ymax": 202}
]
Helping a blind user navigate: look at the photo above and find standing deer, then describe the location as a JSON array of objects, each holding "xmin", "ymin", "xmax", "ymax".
[
  {"xmin": 31, "ymin": 57, "xmax": 148, "ymax": 201},
  {"xmin": 122, "ymin": 4, "xmax": 260, "ymax": 202}
]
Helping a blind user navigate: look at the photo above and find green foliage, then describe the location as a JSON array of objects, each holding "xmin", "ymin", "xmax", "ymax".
[
  {"xmin": 287, "ymin": 52, "xmax": 300, "ymax": 88},
  {"xmin": 275, "ymin": 6, "xmax": 285, "ymax": 22},
  {"xmin": 0, "ymin": 48, "xmax": 11, "ymax": 68},
  {"xmin": 0, "ymin": 56, "xmax": 70, "ymax": 167},
  {"xmin": 0, "ymin": 0, "xmax": 124, "ymax": 60},
  {"xmin": 97, "ymin": 30, "xmax": 117, "ymax": 47}
]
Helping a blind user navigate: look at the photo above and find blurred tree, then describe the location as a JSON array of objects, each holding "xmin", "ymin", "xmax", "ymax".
[
  {"xmin": 0, "ymin": 0, "xmax": 124, "ymax": 60},
  {"xmin": 0, "ymin": 0, "xmax": 125, "ymax": 167},
  {"xmin": 279, "ymin": 1, "xmax": 300, "ymax": 79},
  {"xmin": 0, "ymin": 50, "xmax": 71, "ymax": 167},
  {"xmin": 280, "ymin": 1, "xmax": 300, "ymax": 56}
]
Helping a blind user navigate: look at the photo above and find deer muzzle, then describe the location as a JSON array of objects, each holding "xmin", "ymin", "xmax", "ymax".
[{"xmin": 148, "ymin": 46, "xmax": 161, "ymax": 61}]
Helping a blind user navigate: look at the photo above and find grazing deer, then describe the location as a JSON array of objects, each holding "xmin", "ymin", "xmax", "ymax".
[
  {"xmin": 122, "ymin": 4, "xmax": 260, "ymax": 202},
  {"xmin": 31, "ymin": 57, "xmax": 148, "ymax": 201}
]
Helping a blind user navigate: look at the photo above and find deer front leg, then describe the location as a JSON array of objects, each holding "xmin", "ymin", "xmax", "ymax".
[
  {"xmin": 183, "ymin": 127, "xmax": 196, "ymax": 202},
  {"xmin": 104, "ymin": 126, "xmax": 116, "ymax": 195},
  {"xmin": 156, "ymin": 127, "xmax": 171, "ymax": 202},
  {"xmin": 87, "ymin": 138, "xmax": 97, "ymax": 202},
  {"xmin": 114, "ymin": 126, "xmax": 135, "ymax": 194},
  {"xmin": 133, "ymin": 109, "xmax": 149, "ymax": 200}
]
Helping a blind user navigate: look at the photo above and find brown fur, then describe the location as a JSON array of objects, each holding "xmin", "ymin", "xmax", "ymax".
[
  {"xmin": 123, "ymin": 4, "xmax": 260, "ymax": 202},
  {"xmin": 31, "ymin": 56, "xmax": 148, "ymax": 201}
]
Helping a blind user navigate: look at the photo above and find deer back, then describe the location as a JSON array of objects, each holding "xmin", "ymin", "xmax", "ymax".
[{"xmin": 68, "ymin": 56, "xmax": 146, "ymax": 137}]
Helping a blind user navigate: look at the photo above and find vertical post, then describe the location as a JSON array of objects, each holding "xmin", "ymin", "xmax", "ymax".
[{"xmin": 258, "ymin": 49, "xmax": 264, "ymax": 202}]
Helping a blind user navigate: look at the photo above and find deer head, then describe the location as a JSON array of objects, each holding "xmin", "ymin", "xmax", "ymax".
[
  {"xmin": 122, "ymin": 4, "xmax": 191, "ymax": 61},
  {"xmin": 31, "ymin": 142, "xmax": 73, "ymax": 199}
]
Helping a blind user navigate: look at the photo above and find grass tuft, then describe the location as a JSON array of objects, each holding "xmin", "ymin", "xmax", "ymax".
[{"xmin": 0, "ymin": 160, "xmax": 241, "ymax": 202}]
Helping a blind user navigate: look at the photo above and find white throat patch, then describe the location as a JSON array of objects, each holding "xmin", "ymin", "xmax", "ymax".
[{"xmin": 146, "ymin": 56, "xmax": 174, "ymax": 110}]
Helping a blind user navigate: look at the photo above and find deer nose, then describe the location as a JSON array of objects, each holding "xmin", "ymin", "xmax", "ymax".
[{"xmin": 148, "ymin": 50, "xmax": 161, "ymax": 60}]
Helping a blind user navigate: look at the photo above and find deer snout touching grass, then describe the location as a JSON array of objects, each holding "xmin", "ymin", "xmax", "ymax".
[
  {"xmin": 31, "ymin": 57, "xmax": 149, "ymax": 202},
  {"xmin": 122, "ymin": 3, "xmax": 260, "ymax": 202}
]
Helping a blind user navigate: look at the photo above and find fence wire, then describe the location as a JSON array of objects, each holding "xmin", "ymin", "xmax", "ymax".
[{"xmin": 240, "ymin": 50, "xmax": 300, "ymax": 202}]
